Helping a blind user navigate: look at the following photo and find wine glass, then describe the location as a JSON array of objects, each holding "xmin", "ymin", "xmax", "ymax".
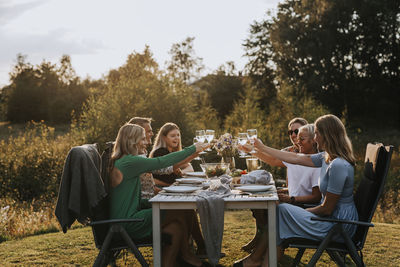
[
  {"xmin": 193, "ymin": 137, "xmax": 202, "ymax": 160},
  {"xmin": 237, "ymin": 132, "xmax": 249, "ymax": 158},
  {"xmin": 247, "ymin": 129, "xmax": 257, "ymax": 153},
  {"xmin": 195, "ymin": 130, "xmax": 206, "ymax": 154},
  {"xmin": 205, "ymin": 129, "xmax": 215, "ymax": 151}
]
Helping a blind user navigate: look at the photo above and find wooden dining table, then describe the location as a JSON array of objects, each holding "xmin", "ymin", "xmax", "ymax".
[{"xmin": 149, "ymin": 185, "xmax": 279, "ymax": 267}]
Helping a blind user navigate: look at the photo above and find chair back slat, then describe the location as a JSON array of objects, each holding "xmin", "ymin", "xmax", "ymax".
[{"xmin": 353, "ymin": 143, "xmax": 393, "ymax": 247}]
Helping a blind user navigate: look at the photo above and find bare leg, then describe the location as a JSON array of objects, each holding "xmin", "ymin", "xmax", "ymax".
[
  {"xmin": 165, "ymin": 211, "xmax": 202, "ymax": 267},
  {"xmin": 162, "ymin": 221, "xmax": 183, "ymax": 267},
  {"xmin": 191, "ymin": 212, "xmax": 206, "ymax": 254},
  {"xmin": 242, "ymin": 210, "xmax": 266, "ymax": 252}
]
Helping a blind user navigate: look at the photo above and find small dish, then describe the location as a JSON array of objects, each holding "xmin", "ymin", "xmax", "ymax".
[
  {"xmin": 176, "ymin": 178, "xmax": 206, "ymax": 184},
  {"xmin": 185, "ymin": 171, "xmax": 206, "ymax": 177},
  {"xmin": 236, "ymin": 185, "xmax": 274, "ymax": 192},
  {"xmin": 163, "ymin": 186, "xmax": 199, "ymax": 193}
]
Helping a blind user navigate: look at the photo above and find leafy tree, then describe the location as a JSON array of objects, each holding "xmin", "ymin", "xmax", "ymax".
[
  {"xmin": 193, "ymin": 65, "xmax": 244, "ymax": 121},
  {"xmin": 78, "ymin": 47, "xmax": 218, "ymax": 146},
  {"xmin": 244, "ymin": 0, "xmax": 400, "ymax": 129},
  {"xmin": 166, "ymin": 37, "xmax": 204, "ymax": 83},
  {"xmin": 224, "ymin": 83, "xmax": 267, "ymax": 138},
  {"xmin": 5, "ymin": 54, "xmax": 89, "ymax": 123}
]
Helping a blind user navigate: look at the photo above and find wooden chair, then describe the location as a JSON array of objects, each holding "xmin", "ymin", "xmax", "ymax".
[{"xmin": 281, "ymin": 143, "xmax": 394, "ymax": 267}]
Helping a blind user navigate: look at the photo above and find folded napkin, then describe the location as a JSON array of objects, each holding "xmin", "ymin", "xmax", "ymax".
[
  {"xmin": 207, "ymin": 175, "xmax": 232, "ymax": 194},
  {"xmin": 196, "ymin": 175, "xmax": 231, "ymax": 265},
  {"xmin": 240, "ymin": 170, "xmax": 272, "ymax": 185}
]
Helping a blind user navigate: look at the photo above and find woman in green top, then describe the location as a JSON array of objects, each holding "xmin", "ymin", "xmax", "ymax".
[{"xmin": 109, "ymin": 123, "xmax": 209, "ymax": 267}]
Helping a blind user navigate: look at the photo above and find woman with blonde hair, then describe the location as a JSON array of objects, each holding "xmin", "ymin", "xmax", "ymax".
[
  {"xmin": 235, "ymin": 114, "xmax": 358, "ymax": 267},
  {"xmin": 150, "ymin": 122, "xmax": 198, "ymax": 188},
  {"xmin": 150, "ymin": 122, "xmax": 207, "ymax": 256},
  {"xmin": 109, "ymin": 123, "xmax": 209, "ymax": 267}
]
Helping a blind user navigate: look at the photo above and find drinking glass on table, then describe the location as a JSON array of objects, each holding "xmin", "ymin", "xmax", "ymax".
[
  {"xmin": 195, "ymin": 130, "xmax": 206, "ymax": 154},
  {"xmin": 247, "ymin": 129, "xmax": 258, "ymax": 153},
  {"xmin": 237, "ymin": 132, "xmax": 249, "ymax": 158},
  {"xmin": 246, "ymin": 157, "xmax": 260, "ymax": 172},
  {"xmin": 205, "ymin": 129, "xmax": 215, "ymax": 151}
]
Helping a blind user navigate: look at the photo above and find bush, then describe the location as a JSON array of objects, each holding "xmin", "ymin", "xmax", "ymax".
[{"xmin": 0, "ymin": 122, "xmax": 83, "ymax": 201}]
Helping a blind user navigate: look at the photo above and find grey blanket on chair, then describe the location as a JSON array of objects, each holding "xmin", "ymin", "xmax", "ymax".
[
  {"xmin": 55, "ymin": 144, "xmax": 107, "ymax": 233},
  {"xmin": 196, "ymin": 176, "xmax": 231, "ymax": 266}
]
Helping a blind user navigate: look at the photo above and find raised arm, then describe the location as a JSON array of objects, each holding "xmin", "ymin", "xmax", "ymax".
[
  {"xmin": 253, "ymin": 139, "xmax": 315, "ymax": 167},
  {"xmin": 252, "ymin": 151, "xmax": 285, "ymax": 167}
]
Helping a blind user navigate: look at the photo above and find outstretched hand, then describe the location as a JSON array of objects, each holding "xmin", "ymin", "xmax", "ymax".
[
  {"xmin": 194, "ymin": 142, "xmax": 210, "ymax": 152},
  {"xmin": 238, "ymin": 143, "xmax": 253, "ymax": 153},
  {"xmin": 253, "ymin": 138, "xmax": 264, "ymax": 150}
]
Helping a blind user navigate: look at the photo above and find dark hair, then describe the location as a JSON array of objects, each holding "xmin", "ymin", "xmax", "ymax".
[
  {"xmin": 128, "ymin": 117, "xmax": 152, "ymax": 127},
  {"xmin": 288, "ymin": 117, "xmax": 308, "ymax": 129}
]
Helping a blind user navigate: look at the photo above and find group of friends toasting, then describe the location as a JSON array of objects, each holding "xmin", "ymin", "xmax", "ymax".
[{"xmin": 109, "ymin": 114, "xmax": 358, "ymax": 267}]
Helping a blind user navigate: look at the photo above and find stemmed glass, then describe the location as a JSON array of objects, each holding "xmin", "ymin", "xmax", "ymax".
[
  {"xmin": 193, "ymin": 137, "xmax": 202, "ymax": 160},
  {"xmin": 237, "ymin": 132, "xmax": 249, "ymax": 158},
  {"xmin": 205, "ymin": 129, "xmax": 215, "ymax": 151},
  {"xmin": 195, "ymin": 130, "xmax": 206, "ymax": 154},
  {"xmin": 247, "ymin": 129, "xmax": 258, "ymax": 153}
]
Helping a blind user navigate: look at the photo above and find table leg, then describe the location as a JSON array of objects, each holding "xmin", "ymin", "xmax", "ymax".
[
  {"xmin": 268, "ymin": 201, "xmax": 277, "ymax": 267},
  {"xmin": 152, "ymin": 203, "xmax": 161, "ymax": 267}
]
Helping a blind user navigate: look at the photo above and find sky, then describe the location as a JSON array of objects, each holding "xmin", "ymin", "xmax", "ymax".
[{"xmin": 0, "ymin": 0, "xmax": 281, "ymax": 86}]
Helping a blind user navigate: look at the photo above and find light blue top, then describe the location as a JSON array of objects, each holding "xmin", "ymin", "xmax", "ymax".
[{"xmin": 278, "ymin": 152, "xmax": 358, "ymax": 244}]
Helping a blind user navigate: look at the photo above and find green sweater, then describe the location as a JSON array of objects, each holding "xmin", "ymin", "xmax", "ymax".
[{"xmin": 110, "ymin": 145, "xmax": 195, "ymax": 239}]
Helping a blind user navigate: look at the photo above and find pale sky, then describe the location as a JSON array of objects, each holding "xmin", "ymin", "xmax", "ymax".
[{"xmin": 0, "ymin": 0, "xmax": 280, "ymax": 86}]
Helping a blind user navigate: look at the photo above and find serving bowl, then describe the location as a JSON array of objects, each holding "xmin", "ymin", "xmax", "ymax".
[{"xmin": 200, "ymin": 163, "xmax": 230, "ymax": 179}]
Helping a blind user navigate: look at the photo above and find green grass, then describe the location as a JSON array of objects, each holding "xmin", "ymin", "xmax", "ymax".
[{"xmin": 1, "ymin": 210, "xmax": 400, "ymax": 266}]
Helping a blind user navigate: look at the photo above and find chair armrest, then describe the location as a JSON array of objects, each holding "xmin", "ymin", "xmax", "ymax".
[
  {"xmin": 89, "ymin": 218, "xmax": 144, "ymax": 226},
  {"xmin": 310, "ymin": 216, "xmax": 374, "ymax": 227}
]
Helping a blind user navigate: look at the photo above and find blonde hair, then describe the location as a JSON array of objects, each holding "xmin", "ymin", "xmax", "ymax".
[
  {"xmin": 298, "ymin": 124, "xmax": 318, "ymax": 153},
  {"xmin": 315, "ymin": 114, "xmax": 355, "ymax": 165},
  {"xmin": 111, "ymin": 123, "xmax": 145, "ymax": 166},
  {"xmin": 149, "ymin": 122, "xmax": 181, "ymax": 157}
]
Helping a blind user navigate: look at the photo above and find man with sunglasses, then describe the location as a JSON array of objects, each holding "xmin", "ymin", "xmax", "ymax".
[{"xmin": 283, "ymin": 117, "xmax": 308, "ymax": 153}]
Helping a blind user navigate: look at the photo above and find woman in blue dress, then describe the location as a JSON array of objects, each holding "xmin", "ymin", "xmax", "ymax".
[{"xmin": 235, "ymin": 114, "xmax": 358, "ymax": 267}]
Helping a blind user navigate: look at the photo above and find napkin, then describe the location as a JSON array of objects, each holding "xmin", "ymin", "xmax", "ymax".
[
  {"xmin": 196, "ymin": 174, "xmax": 232, "ymax": 265},
  {"xmin": 240, "ymin": 170, "xmax": 272, "ymax": 185}
]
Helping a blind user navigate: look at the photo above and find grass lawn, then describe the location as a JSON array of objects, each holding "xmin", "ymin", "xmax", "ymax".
[{"xmin": 1, "ymin": 210, "xmax": 400, "ymax": 266}]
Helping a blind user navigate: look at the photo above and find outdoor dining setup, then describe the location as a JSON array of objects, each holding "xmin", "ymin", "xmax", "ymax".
[{"xmin": 54, "ymin": 115, "xmax": 394, "ymax": 267}]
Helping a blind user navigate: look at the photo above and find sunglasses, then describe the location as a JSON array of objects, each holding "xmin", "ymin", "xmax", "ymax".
[{"xmin": 288, "ymin": 129, "xmax": 299, "ymax": 135}]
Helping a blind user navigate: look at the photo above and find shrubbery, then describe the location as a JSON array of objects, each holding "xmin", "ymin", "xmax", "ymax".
[{"xmin": 0, "ymin": 122, "xmax": 83, "ymax": 201}]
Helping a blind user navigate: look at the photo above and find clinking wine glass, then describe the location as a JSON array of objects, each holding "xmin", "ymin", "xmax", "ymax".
[
  {"xmin": 237, "ymin": 132, "xmax": 249, "ymax": 158},
  {"xmin": 193, "ymin": 137, "xmax": 202, "ymax": 160},
  {"xmin": 247, "ymin": 129, "xmax": 257, "ymax": 153},
  {"xmin": 195, "ymin": 130, "xmax": 206, "ymax": 154},
  {"xmin": 205, "ymin": 129, "xmax": 215, "ymax": 151}
]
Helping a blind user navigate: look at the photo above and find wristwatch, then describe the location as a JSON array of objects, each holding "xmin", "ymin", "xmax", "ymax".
[{"xmin": 290, "ymin": 196, "xmax": 296, "ymax": 204}]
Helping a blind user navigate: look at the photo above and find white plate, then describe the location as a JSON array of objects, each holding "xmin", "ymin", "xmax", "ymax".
[
  {"xmin": 236, "ymin": 185, "xmax": 274, "ymax": 192},
  {"xmin": 185, "ymin": 171, "xmax": 206, "ymax": 177},
  {"xmin": 163, "ymin": 186, "xmax": 199, "ymax": 193},
  {"xmin": 176, "ymin": 178, "xmax": 206, "ymax": 184}
]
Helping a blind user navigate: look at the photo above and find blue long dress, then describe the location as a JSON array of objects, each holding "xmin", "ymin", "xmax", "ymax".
[{"xmin": 277, "ymin": 152, "xmax": 358, "ymax": 244}]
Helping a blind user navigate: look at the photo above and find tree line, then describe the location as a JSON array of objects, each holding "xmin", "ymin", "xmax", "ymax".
[
  {"xmin": 0, "ymin": 0, "xmax": 399, "ymax": 130},
  {"xmin": 0, "ymin": 0, "xmax": 399, "ymax": 203}
]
